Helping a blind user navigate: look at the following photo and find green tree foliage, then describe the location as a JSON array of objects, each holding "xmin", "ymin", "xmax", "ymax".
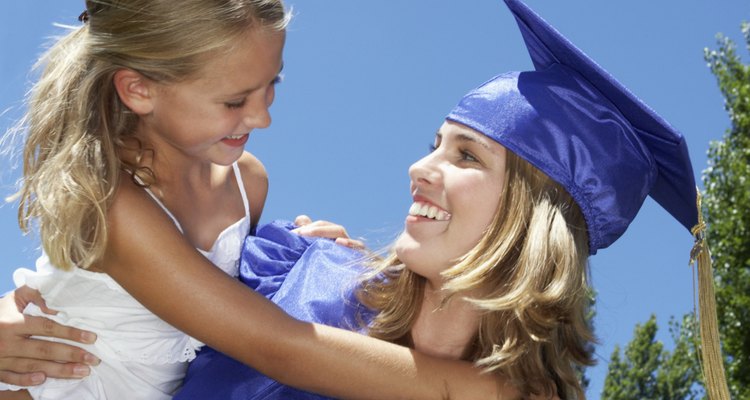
[
  {"xmin": 601, "ymin": 23, "xmax": 750, "ymax": 400},
  {"xmin": 601, "ymin": 315, "xmax": 700, "ymax": 400},
  {"xmin": 703, "ymin": 22, "xmax": 750, "ymax": 399},
  {"xmin": 602, "ymin": 345, "xmax": 629, "ymax": 399},
  {"xmin": 602, "ymin": 316, "xmax": 660, "ymax": 399},
  {"xmin": 655, "ymin": 316, "xmax": 701, "ymax": 399},
  {"xmin": 575, "ymin": 287, "xmax": 597, "ymax": 391}
]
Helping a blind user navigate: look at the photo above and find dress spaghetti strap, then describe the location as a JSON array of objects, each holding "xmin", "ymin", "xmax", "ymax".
[
  {"xmin": 231, "ymin": 162, "xmax": 251, "ymax": 221},
  {"xmin": 139, "ymin": 162, "xmax": 250, "ymax": 232},
  {"xmin": 141, "ymin": 185, "xmax": 185, "ymax": 233}
]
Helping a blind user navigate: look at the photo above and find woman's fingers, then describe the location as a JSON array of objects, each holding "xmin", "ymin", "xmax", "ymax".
[
  {"xmin": 0, "ymin": 293, "xmax": 99, "ymax": 385},
  {"xmin": 2, "ymin": 327, "xmax": 97, "ymax": 364},
  {"xmin": 293, "ymin": 221, "xmax": 348, "ymax": 239},
  {"xmin": 14, "ymin": 286, "xmax": 56, "ymax": 316},
  {"xmin": 334, "ymin": 237, "xmax": 366, "ymax": 250},
  {"xmin": 292, "ymin": 215, "xmax": 365, "ymax": 250},
  {"xmin": 0, "ymin": 355, "xmax": 92, "ymax": 380},
  {"xmin": 293, "ymin": 214, "xmax": 313, "ymax": 227}
]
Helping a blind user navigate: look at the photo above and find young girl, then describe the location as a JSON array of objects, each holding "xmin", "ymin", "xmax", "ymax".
[
  {"xmin": 0, "ymin": 1, "xmax": 531, "ymax": 399},
  {"xmin": 0, "ymin": 0, "xmax": 283, "ymax": 397},
  {"xmin": 174, "ymin": 0, "xmax": 730, "ymax": 398}
]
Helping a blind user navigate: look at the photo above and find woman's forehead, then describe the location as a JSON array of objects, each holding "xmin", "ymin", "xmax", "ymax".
[{"xmin": 438, "ymin": 121, "xmax": 506, "ymax": 155}]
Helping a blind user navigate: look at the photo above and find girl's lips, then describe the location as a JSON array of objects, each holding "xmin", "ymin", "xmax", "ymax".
[{"xmin": 221, "ymin": 134, "xmax": 249, "ymax": 147}]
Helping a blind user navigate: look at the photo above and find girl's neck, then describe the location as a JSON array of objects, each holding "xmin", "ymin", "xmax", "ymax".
[
  {"xmin": 122, "ymin": 144, "xmax": 242, "ymax": 251},
  {"xmin": 123, "ymin": 136, "xmax": 214, "ymax": 195},
  {"xmin": 409, "ymin": 285, "xmax": 480, "ymax": 360}
]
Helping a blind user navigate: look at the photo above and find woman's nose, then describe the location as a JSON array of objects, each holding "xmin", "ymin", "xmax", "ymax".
[{"xmin": 408, "ymin": 151, "xmax": 442, "ymax": 187}]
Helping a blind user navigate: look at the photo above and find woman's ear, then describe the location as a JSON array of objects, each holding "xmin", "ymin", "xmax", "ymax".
[{"xmin": 113, "ymin": 69, "xmax": 155, "ymax": 115}]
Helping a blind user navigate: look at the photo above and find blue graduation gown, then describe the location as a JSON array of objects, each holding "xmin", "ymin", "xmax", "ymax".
[{"xmin": 175, "ymin": 221, "xmax": 373, "ymax": 400}]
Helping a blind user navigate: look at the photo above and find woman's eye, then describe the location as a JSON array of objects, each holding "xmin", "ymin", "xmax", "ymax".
[
  {"xmin": 225, "ymin": 99, "xmax": 246, "ymax": 109},
  {"xmin": 460, "ymin": 150, "xmax": 478, "ymax": 162},
  {"xmin": 271, "ymin": 74, "xmax": 284, "ymax": 85}
]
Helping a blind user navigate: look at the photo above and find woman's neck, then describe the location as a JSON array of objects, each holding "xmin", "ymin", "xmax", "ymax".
[{"xmin": 410, "ymin": 285, "xmax": 480, "ymax": 360}]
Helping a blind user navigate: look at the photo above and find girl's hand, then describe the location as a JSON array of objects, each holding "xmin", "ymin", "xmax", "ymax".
[
  {"xmin": 291, "ymin": 215, "xmax": 365, "ymax": 250},
  {"xmin": 0, "ymin": 287, "xmax": 100, "ymax": 386}
]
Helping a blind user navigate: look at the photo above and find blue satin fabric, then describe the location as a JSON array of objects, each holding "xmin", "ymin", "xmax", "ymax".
[{"xmin": 175, "ymin": 221, "xmax": 373, "ymax": 400}]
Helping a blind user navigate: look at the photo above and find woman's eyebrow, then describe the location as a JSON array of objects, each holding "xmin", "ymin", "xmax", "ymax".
[{"xmin": 454, "ymin": 132, "xmax": 492, "ymax": 151}]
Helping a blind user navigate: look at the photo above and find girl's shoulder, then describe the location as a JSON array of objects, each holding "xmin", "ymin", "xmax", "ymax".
[
  {"xmin": 235, "ymin": 151, "xmax": 268, "ymax": 226},
  {"xmin": 95, "ymin": 173, "xmax": 187, "ymax": 273},
  {"xmin": 235, "ymin": 151, "xmax": 267, "ymax": 183},
  {"xmin": 109, "ymin": 173, "xmax": 180, "ymax": 229}
]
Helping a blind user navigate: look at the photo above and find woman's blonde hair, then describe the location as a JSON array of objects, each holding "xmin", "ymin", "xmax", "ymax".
[
  {"xmin": 9, "ymin": 0, "xmax": 289, "ymax": 271},
  {"xmin": 359, "ymin": 151, "xmax": 595, "ymax": 399}
]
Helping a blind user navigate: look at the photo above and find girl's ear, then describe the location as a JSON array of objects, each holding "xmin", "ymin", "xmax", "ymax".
[{"xmin": 113, "ymin": 69, "xmax": 155, "ymax": 115}]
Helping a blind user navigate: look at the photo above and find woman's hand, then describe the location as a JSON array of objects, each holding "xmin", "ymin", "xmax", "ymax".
[
  {"xmin": 0, "ymin": 287, "xmax": 99, "ymax": 386},
  {"xmin": 291, "ymin": 214, "xmax": 365, "ymax": 250}
]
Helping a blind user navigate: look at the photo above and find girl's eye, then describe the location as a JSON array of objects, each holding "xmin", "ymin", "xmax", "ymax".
[
  {"xmin": 225, "ymin": 99, "xmax": 246, "ymax": 109},
  {"xmin": 428, "ymin": 143, "xmax": 437, "ymax": 153}
]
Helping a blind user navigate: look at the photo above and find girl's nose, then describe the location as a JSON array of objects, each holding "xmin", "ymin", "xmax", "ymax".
[{"xmin": 243, "ymin": 85, "xmax": 275, "ymax": 129}]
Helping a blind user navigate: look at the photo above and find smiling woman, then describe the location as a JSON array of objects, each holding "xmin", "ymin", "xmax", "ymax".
[
  {"xmin": 395, "ymin": 123, "xmax": 508, "ymax": 290},
  {"xmin": 361, "ymin": 119, "xmax": 591, "ymax": 396}
]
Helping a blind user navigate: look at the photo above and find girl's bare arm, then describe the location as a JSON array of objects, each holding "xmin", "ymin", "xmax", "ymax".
[{"xmin": 98, "ymin": 178, "xmax": 519, "ymax": 400}]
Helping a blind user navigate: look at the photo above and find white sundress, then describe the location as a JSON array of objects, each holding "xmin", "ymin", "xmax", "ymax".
[{"xmin": 0, "ymin": 163, "xmax": 251, "ymax": 399}]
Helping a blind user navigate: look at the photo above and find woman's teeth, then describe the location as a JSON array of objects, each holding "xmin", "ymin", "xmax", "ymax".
[
  {"xmin": 226, "ymin": 134, "xmax": 245, "ymax": 139},
  {"xmin": 408, "ymin": 201, "xmax": 451, "ymax": 221}
]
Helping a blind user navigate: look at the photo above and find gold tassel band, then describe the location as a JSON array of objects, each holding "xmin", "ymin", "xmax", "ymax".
[{"xmin": 690, "ymin": 188, "xmax": 730, "ymax": 400}]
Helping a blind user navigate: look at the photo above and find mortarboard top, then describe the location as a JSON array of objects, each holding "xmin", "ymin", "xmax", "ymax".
[
  {"xmin": 445, "ymin": 0, "xmax": 730, "ymax": 397},
  {"xmin": 447, "ymin": 0, "xmax": 697, "ymax": 255}
]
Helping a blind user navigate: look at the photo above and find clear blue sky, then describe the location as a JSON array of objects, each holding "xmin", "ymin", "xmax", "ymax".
[{"xmin": 1, "ymin": 1, "xmax": 747, "ymax": 397}]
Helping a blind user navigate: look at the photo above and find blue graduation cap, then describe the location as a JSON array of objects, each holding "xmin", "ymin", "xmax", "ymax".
[
  {"xmin": 448, "ymin": 2, "xmax": 696, "ymax": 254},
  {"xmin": 446, "ymin": 0, "xmax": 730, "ymax": 396}
]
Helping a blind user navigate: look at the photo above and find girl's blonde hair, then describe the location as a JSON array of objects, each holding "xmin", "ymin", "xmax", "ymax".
[
  {"xmin": 359, "ymin": 151, "xmax": 595, "ymax": 399},
  {"xmin": 10, "ymin": 0, "xmax": 289, "ymax": 271}
]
